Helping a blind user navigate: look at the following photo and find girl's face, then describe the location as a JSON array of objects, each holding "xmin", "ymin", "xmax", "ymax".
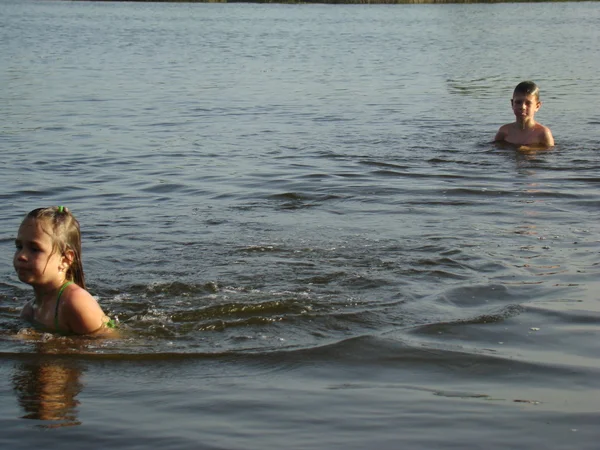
[{"xmin": 14, "ymin": 218, "xmax": 66, "ymax": 287}]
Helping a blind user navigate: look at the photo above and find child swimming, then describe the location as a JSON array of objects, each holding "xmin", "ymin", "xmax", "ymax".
[
  {"xmin": 495, "ymin": 81, "xmax": 554, "ymax": 151},
  {"xmin": 14, "ymin": 206, "xmax": 115, "ymax": 335}
]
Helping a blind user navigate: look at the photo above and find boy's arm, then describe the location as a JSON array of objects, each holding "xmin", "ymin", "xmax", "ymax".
[
  {"xmin": 494, "ymin": 126, "xmax": 507, "ymax": 142},
  {"xmin": 541, "ymin": 127, "xmax": 554, "ymax": 147}
]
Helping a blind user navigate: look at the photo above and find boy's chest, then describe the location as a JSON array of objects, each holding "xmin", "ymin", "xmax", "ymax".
[{"xmin": 505, "ymin": 126, "xmax": 542, "ymax": 145}]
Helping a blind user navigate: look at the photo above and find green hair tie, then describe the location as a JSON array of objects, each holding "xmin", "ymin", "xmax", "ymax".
[{"xmin": 57, "ymin": 206, "xmax": 65, "ymax": 213}]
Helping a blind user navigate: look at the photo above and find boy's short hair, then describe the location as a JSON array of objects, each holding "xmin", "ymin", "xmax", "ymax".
[{"xmin": 513, "ymin": 81, "xmax": 540, "ymax": 100}]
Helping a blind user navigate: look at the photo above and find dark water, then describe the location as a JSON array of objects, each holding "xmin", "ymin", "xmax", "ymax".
[{"xmin": 1, "ymin": 0, "xmax": 600, "ymax": 448}]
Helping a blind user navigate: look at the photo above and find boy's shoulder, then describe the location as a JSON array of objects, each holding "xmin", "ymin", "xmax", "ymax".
[
  {"xmin": 495, "ymin": 122, "xmax": 515, "ymax": 140},
  {"xmin": 497, "ymin": 120, "xmax": 552, "ymax": 135},
  {"xmin": 534, "ymin": 121, "xmax": 552, "ymax": 133},
  {"xmin": 535, "ymin": 122, "xmax": 554, "ymax": 146}
]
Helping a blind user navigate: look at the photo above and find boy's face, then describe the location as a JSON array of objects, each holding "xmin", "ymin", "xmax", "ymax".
[{"xmin": 511, "ymin": 93, "xmax": 541, "ymax": 121}]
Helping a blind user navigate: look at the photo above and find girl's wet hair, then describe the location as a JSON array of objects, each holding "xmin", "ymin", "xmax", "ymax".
[
  {"xmin": 25, "ymin": 206, "xmax": 86, "ymax": 289},
  {"xmin": 513, "ymin": 81, "xmax": 540, "ymax": 100}
]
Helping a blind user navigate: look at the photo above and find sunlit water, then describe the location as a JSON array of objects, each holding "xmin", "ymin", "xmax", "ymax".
[{"xmin": 1, "ymin": 1, "xmax": 600, "ymax": 448}]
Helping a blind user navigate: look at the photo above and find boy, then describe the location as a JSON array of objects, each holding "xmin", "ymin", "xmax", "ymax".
[{"xmin": 495, "ymin": 81, "xmax": 554, "ymax": 151}]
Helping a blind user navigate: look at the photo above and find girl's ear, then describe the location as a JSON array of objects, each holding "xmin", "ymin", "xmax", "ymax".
[{"xmin": 62, "ymin": 249, "xmax": 75, "ymax": 269}]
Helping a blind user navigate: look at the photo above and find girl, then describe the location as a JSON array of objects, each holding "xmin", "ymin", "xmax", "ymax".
[{"xmin": 14, "ymin": 206, "xmax": 115, "ymax": 335}]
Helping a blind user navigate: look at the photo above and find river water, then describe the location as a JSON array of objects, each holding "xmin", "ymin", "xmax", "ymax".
[{"xmin": 1, "ymin": 0, "xmax": 600, "ymax": 448}]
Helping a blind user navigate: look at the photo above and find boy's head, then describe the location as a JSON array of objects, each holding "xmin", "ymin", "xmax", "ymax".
[
  {"xmin": 513, "ymin": 81, "xmax": 540, "ymax": 101},
  {"xmin": 511, "ymin": 81, "xmax": 542, "ymax": 121}
]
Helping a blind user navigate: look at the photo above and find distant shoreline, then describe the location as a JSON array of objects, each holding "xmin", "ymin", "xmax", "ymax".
[{"xmin": 74, "ymin": 0, "xmax": 594, "ymax": 4}]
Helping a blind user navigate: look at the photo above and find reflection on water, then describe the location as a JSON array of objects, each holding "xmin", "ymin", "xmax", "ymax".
[{"xmin": 11, "ymin": 342, "xmax": 84, "ymax": 428}]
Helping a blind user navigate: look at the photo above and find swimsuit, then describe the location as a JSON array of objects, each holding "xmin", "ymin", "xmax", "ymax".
[
  {"xmin": 30, "ymin": 281, "xmax": 117, "ymax": 333},
  {"xmin": 29, "ymin": 281, "xmax": 72, "ymax": 334},
  {"xmin": 54, "ymin": 281, "xmax": 73, "ymax": 332}
]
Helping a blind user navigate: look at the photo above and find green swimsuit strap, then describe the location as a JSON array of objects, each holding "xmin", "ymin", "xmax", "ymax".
[{"xmin": 54, "ymin": 281, "xmax": 73, "ymax": 331}]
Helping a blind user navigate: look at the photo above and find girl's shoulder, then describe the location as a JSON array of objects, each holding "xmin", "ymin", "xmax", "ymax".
[
  {"xmin": 59, "ymin": 283, "xmax": 98, "ymax": 312},
  {"xmin": 59, "ymin": 283, "xmax": 108, "ymax": 334},
  {"xmin": 20, "ymin": 299, "xmax": 35, "ymax": 321},
  {"xmin": 61, "ymin": 282, "xmax": 95, "ymax": 301}
]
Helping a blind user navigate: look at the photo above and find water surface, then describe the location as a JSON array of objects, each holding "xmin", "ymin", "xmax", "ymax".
[{"xmin": 1, "ymin": 1, "xmax": 600, "ymax": 448}]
